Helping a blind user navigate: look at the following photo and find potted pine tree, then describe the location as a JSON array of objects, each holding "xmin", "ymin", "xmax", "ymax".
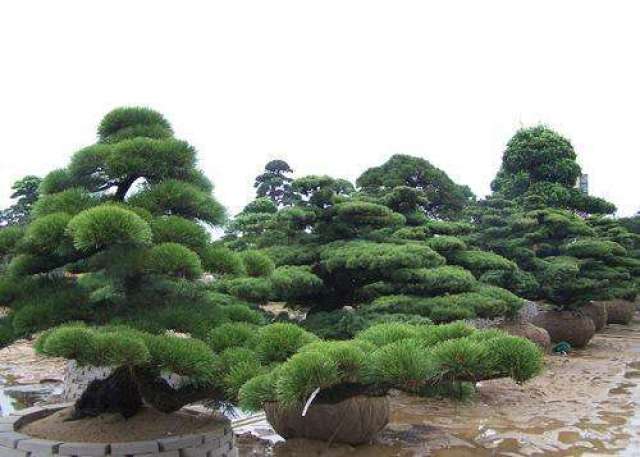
[
  {"xmin": 586, "ymin": 216, "xmax": 640, "ymax": 325},
  {"xmin": 34, "ymin": 320, "xmax": 543, "ymax": 446},
  {"xmin": 469, "ymin": 126, "xmax": 638, "ymax": 346},
  {"xmin": 0, "ymin": 107, "xmax": 276, "ymax": 454},
  {"xmin": 223, "ymin": 158, "xmax": 532, "ymax": 335},
  {"xmin": 237, "ymin": 321, "xmax": 543, "ymax": 444}
]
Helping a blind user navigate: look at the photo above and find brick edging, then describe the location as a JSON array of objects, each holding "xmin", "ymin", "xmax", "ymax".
[{"xmin": 0, "ymin": 404, "xmax": 236, "ymax": 457}]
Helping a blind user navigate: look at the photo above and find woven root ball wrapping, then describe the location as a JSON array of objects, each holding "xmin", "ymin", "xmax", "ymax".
[
  {"xmin": 498, "ymin": 321, "xmax": 552, "ymax": 353},
  {"xmin": 264, "ymin": 395, "xmax": 390, "ymax": 445},
  {"xmin": 606, "ymin": 300, "xmax": 635, "ymax": 325},
  {"xmin": 532, "ymin": 310, "xmax": 595, "ymax": 348},
  {"xmin": 583, "ymin": 301, "xmax": 608, "ymax": 331}
]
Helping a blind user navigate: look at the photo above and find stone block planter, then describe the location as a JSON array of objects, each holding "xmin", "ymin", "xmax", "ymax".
[
  {"xmin": 0, "ymin": 404, "xmax": 236, "ymax": 457},
  {"xmin": 263, "ymin": 395, "xmax": 390, "ymax": 445}
]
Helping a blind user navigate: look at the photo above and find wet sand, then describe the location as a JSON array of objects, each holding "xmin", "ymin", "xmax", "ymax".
[
  {"xmin": 238, "ymin": 319, "xmax": 640, "ymax": 456},
  {"xmin": 0, "ymin": 337, "xmax": 66, "ymax": 385}
]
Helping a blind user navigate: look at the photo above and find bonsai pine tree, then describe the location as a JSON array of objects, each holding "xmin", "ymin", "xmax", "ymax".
[
  {"xmin": 224, "ymin": 197, "xmax": 279, "ymax": 250},
  {"xmin": 465, "ymin": 126, "xmax": 637, "ymax": 315},
  {"xmin": 468, "ymin": 198, "xmax": 638, "ymax": 312},
  {"xmin": 220, "ymin": 158, "xmax": 528, "ymax": 337},
  {"xmin": 237, "ymin": 322, "xmax": 543, "ymax": 410},
  {"xmin": 0, "ymin": 175, "xmax": 42, "ymax": 227},
  {"xmin": 254, "ymin": 159, "xmax": 295, "ymax": 207},
  {"xmin": 0, "ymin": 107, "xmax": 257, "ymax": 345},
  {"xmin": 585, "ymin": 216, "xmax": 640, "ymax": 301},
  {"xmin": 491, "ymin": 126, "xmax": 615, "ymax": 215},
  {"xmin": 357, "ymin": 154, "xmax": 475, "ymax": 220},
  {"xmin": 36, "ymin": 320, "xmax": 543, "ymax": 420},
  {"xmin": 620, "ymin": 211, "xmax": 640, "ymax": 235}
]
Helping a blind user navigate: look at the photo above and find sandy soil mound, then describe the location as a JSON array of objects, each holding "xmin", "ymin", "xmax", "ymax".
[{"xmin": 20, "ymin": 406, "xmax": 225, "ymax": 443}]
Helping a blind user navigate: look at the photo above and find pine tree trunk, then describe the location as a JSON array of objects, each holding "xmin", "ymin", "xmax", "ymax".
[
  {"xmin": 69, "ymin": 367, "xmax": 223, "ymax": 419},
  {"xmin": 70, "ymin": 366, "xmax": 143, "ymax": 420}
]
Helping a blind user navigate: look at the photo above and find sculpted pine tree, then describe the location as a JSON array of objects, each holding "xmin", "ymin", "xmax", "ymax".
[
  {"xmin": 472, "ymin": 126, "xmax": 637, "ymax": 310},
  {"xmin": 254, "ymin": 159, "xmax": 295, "ymax": 207},
  {"xmin": 221, "ymin": 158, "xmax": 526, "ymax": 339},
  {"xmin": 0, "ymin": 107, "xmax": 281, "ymax": 416},
  {"xmin": 492, "ymin": 126, "xmax": 615, "ymax": 215},
  {"xmin": 465, "ymin": 175, "xmax": 637, "ymax": 348},
  {"xmin": 620, "ymin": 212, "xmax": 640, "ymax": 235},
  {"xmin": 357, "ymin": 154, "xmax": 475, "ymax": 220},
  {"xmin": 585, "ymin": 216, "xmax": 640, "ymax": 302},
  {"xmin": 0, "ymin": 176, "xmax": 41, "ymax": 227},
  {"xmin": 0, "ymin": 107, "xmax": 243, "ymax": 344},
  {"xmin": 224, "ymin": 197, "xmax": 279, "ymax": 250}
]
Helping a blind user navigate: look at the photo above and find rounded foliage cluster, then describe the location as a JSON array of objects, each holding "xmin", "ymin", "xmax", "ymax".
[
  {"xmin": 151, "ymin": 216, "xmax": 210, "ymax": 251},
  {"xmin": 237, "ymin": 321, "xmax": 542, "ymax": 411},
  {"xmin": 241, "ymin": 250, "xmax": 275, "ymax": 277},
  {"xmin": 145, "ymin": 242, "xmax": 203, "ymax": 279},
  {"xmin": 129, "ymin": 180, "xmax": 225, "ymax": 225},
  {"xmin": 98, "ymin": 107, "xmax": 173, "ymax": 143},
  {"xmin": 38, "ymin": 324, "xmax": 218, "ymax": 382},
  {"xmin": 67, "ymin": 205, "xmax": 152, "ymax": 251},
  {"xmin": 500, "ymin": 126, "xmax": 580, "ymax": 188}
]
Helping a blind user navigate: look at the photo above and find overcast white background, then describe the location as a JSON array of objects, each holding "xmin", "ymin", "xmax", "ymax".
[{"xmin": 1, "ymin": 1, "xmax": 638, "ymax": 218}]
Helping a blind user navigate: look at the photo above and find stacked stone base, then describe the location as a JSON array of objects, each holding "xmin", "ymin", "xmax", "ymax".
[{"xmin": 0, "ymin": 405, "xmax": 236, "ymax": 457}]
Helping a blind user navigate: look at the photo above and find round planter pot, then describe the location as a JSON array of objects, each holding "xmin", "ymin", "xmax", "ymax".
[
  {"xmin": 606, "ymin": 300, "xmax": 635, "ymax": 325},
  {"xmin": 497, "ymin": 321, "xmax": 551, "ymax": 353},
  {"xmin": 2, "ymin": 404, "xmax": 236, "ymax": 457},
  {"xmin": 531, "ymin": 310, "xmax": 595, "ymax": 348},
  {"xmin": 264, "ymin": 395, "xmax": 390, "ymax": 445},
  {"xmin": 583, "ymin": 301, "xmax": 608, "ymax": 331}
]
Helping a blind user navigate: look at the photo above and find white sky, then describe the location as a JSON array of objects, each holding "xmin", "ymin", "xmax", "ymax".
[{"xmin": 1, "ymin": 1, "xmax": 638, "ymax": 218}]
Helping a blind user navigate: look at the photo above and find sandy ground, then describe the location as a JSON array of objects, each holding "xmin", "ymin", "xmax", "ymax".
[{"xmin": 0, "ymin": 337, "xmax": 66, "ymax": 385}]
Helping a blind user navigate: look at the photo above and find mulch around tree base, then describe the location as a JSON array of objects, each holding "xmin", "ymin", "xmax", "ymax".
[{"xmin": 20, "ymin": 407, "xmax": 225, "ymax": 443}]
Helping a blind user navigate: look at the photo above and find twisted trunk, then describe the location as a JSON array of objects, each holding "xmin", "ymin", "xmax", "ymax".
[
  {"xmin": 70, "ymin": 367, "xmax": 221, "ymax": 420},
  {"xmin": 114, "ymin": 175, "xmax": 138, "ymax": 201},
  {"xmin": 70, "ymin": 367, "xmax": 142, "ymax": 420}
]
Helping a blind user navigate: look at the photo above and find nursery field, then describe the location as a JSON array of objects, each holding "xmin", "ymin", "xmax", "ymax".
[{"xmin": 1, "ymin": 108, "xmax": 639, "ymax": 457}]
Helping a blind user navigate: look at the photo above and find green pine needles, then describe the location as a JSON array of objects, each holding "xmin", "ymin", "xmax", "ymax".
[
  {"xmin": 35, "ymin": 320, "xmax": 542, "ymax": 416},
  {"xmin": 0, "ymin": 107, "xmax": 234, "ymax": 343},
  {"xmin": 3, "ymin": 108, "xmax": 636, "ymax": 424}
]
